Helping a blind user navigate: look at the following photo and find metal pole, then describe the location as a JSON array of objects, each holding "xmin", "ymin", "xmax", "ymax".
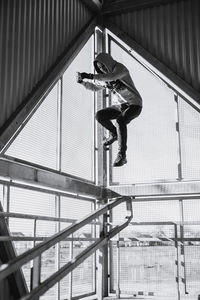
[
  {"xmin": 175, "ymin": 94, "xmax": 183, "ymax": 180},
  {"xmin": 116, "ymin": 234, "xmax": 120, "ymax": 299},
  {"xmin": 55, "ymin": 195, "xmax": 61, "ymax": 300},
  {"xmin": 91, "ymin": 201, "xmax": 97, "ymax": 293},
  {"xmin": 180, "ymin": 224, "xmax": 188, "ymax": 294},
  {"xmin": 69, "ymin": 234, "xmax": 73, "ymax": 300},
  {"xmin": 31, "ymin": 219, "xmax": 41, "ymax": 300},
  {"xmin": 174, "ymin": 224, "xmax": 180, "ymax": 300},
  {"xmin": 55, "ymin": 76, "xmax": 62, "ymax": 300},
  {"xmin": 108, "ymin": 205, "xmax": 113, "ymax": 294},
  {"xmin": 95, "ymin": 26, "xmax": 109, "ymax": 300},
  {"xmin": 6, "ymin": 184, "xmax": 10, "ymax": 226}
]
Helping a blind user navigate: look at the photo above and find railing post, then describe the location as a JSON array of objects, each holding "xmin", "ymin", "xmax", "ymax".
[
  {"xmin": 116, "ymin": 233, "xmax": 121, "ymax": 298},
  {"xmin": 69, "ymin": 233, "xmax": 73, "ymax": 300},
  {"xmin": 31, "ymin": 256, "xmax": 41, "ymax": 291},
  {"xmin": 30, "ymin": 219, "xmax": 41, "ymax": 300},
  {"xmin": 174, "ymin": 224, "xmax": 180, "ymax": 300}
]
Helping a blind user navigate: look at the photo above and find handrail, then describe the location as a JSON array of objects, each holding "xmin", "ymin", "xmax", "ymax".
[
  {"xmin": 0, "ymin": 211, "xmax": 100, "ymax": 225},
  {"xmin": 0, "ymin": 211, "xmax": 77, "ymax": 223},
  {"xmin": 0, "ymin": 196, "xmax": 133, "ymax": 300}
]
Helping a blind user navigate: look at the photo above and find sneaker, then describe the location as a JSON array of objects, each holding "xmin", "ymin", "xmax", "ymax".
[
  {"xmin": 113, "ymin": 153, "xmax": 127, "ymax": 167},
  {"xmin": 103, "ymin": 134, "xmax": 117, "ymax": 147}
]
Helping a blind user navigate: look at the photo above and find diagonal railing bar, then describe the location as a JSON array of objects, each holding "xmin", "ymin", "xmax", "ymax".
[{"xmin": 0, "ymin": 196, "xmax": 132, "ymax": 283}]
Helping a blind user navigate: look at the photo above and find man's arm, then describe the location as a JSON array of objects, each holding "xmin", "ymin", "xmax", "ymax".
[
  {"xmin": 80, "ymin": 64, "xmax": 128, "ymax": 82},
  {"xmin": 81, "ymin": 81, "xmax": 105, "ymax": 92},
  {"xmin": 93, "ymin": 64, "xmax": 128, "ymax": 82}
]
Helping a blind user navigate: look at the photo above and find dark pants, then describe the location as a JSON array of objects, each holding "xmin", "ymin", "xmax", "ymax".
[{"xmin": 96, "ymin": 103, "xmax": 142, "ymax": 154}]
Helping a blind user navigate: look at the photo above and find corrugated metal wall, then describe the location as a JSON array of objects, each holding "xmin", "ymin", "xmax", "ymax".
[
  {"xmin": 0, "ymin": 0, "xmax": 93, "ymax": 130},
  {"xmin": 107, "ymin": 0, "xmax": 200, "ymax": 95}
]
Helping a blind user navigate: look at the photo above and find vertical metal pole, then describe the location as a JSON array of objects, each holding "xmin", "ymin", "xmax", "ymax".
[
  {"xmin": 174, "ymin": 224, "xmax": 180, "ymax": 300},
  {"xmin": 116, "ymin": 233, "xmax": 121, "ymax": 298},
  {"xmin": 180, "ymin": 201, "xmax": 188, "ymax": 296},
  {"xmin": 107, "ymin": 35, "xmax": 113, "ymax": 186},
  {"xmin": 95, "ymin": 26, "xmax": 109, "ymax": 300},
  {"xmin": 2, "ymin": 184, "xmax": 7, "ymax": 211},
  {"xmin": 69, "ymin": 234, "xmax": 73, "ymax": 300},
  {"xmin": 55, "ymin": 78, "xmax": 62, "ymax": 300},
  {"xmin": 55, "ymin": 195, "xmax": 61, "ymax": 300},
  {"xmin": 179, "ymin": 199, "xmax": 188, "ymax": 294},
  {"xmin": 4, "ymin": 184, "xmax": 10, "ymax": 226},
  {"xmin": 108, "ymin": 207, "xmax": 113, "ymax": 294},
  {"xmin": 30, "ymin": 219, "xmax": 37, "ymax": 290},
  {"xmin": 31, "ymin": 219, "xmax": 41, "ymax": 299},
  {"xmin": 175, "ymin": 94, "xmax": 183, "ymax": 180},
  {"xmin": 33, "ymin": 219, "xmax": 37, "ymax": 247},
  {"xmin": 91, "ymin": 201, "xmax": 97, "ymax": 293}
]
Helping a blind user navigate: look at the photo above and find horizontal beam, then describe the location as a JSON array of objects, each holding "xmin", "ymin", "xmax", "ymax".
[
  {"xmin": 0, "ymin": 158, "xmax": 103, "ymax": 198},
  {"xmin": 108, "ymin": 181, "xmax": 200, "ymax": 197},
  {"xmin": 0, "ymin": 18, "xmax": 97, "ymax": 154},
  {"xmin": 102, "ymin": 0, "xmax": 182, "ymax": 15},
  {"xmin": 104, "ymin": 21, "xmax": 200, "ymax": 105}
]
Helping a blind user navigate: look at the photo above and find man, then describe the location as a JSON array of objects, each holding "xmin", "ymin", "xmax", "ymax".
[{"xmin": 77, "ymin": 52, "xmax": 142, "ymax": 167}]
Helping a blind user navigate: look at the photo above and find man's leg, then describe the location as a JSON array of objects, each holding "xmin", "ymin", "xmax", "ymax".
[
  {"xmin": 95, "ymin": 106, "xmax": 121, "ymax": 145},
  {"xmin": 114, "ymin": 105, "xmax": 142, "ymax": 167}
]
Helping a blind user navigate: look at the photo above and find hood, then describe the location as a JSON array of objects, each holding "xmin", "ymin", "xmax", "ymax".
[{"xmin": 94, "ymin": 53, "xmax": 117, "ymax": 73}]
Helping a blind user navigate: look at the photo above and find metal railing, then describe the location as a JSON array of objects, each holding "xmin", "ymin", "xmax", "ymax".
[
  {"xmin": 110, "ymin": 221, "xmax": 200, "ymax": 300},
  {"xmin": 0, "ymin": 196, "xmax": 133, "ymax": 300}
]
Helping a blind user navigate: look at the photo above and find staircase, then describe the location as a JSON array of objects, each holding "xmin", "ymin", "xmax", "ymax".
[
  {"xmin": 0, "ymin": 197, "xmax": 132, "ymax": 300},
  {"xmin": 0, "ymin": 202, "xmax": 28, "ymax": 299}
]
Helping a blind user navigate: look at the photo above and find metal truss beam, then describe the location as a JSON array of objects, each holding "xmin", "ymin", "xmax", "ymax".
[
  {"xmin": 108, "ymin": 181, "xmax": 200, "ymax": 197},
  {"xmin": 0, "ymin": 158, "xmax": 103, "ymax": 199},
  {"xmin": 102, "ymin": 0, "xmax": 182, "ymax": 15}
]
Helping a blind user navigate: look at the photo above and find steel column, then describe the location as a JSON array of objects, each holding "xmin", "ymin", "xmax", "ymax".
[{"xmin": 95, "ymin": 26, "xmax": 109, "ymax": 299}]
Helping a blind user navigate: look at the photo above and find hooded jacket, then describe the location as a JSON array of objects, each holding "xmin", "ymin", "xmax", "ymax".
[{"xmin": 93, "ymin": 53, "xmax": 142, "ymax": 107}]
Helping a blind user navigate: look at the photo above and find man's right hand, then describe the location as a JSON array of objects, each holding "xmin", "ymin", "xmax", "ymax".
[{"xmin": 81, "ymin": 72, "xmax": 94, "ymax": 80}]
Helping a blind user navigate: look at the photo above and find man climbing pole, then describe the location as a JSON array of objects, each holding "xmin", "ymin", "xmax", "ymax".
[{"xmin": 77, "ymin": 52, "xmax": 143, "ymax": 167}]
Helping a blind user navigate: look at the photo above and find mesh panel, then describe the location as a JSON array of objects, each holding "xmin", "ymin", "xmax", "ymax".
[
  {"xmin": 61, "ymin": 37, "xmax": 95, "ymax": 181},
  {"xmin": 132, "ymin": 200, "xmax": 180, "ymax": 223},
  {"xmin": 110, "ymin": 199, "xmax": 181, "ymax": 296},
  {"xmin": 8, "ymin": 187, "xmax": 57, "ymax": 292},
  {"xmin": 182, "ymin": 200, "xmax": 200, "ymax": 297},
  {"xmin": 59, "ymin": 242, "xmax": 70, "ymax": 300},
  {"xmin": 110, "ymin": 41, "xmax": 179, "ymax": 184},
  {"xmin": 179, "ymin": 97, "xmax": 200, "ymax": 179},
  {"xmin": 60, "ymin": 196, "xmax": 93, "ymax": 220},
  {"xmin": 183, "ymin": 199, "xmax": 200, "ymax": 221},
  {"xmin": 60, "ymin": 197, "xmax": 95, "ymax": 297},
  {"xmin": 110, "ymin": 226, "xmax": 177, "ymax": 297},
  {"xmin": 183, "ymin": 226, "xmax": 200, "ymax": 298},
  {"xmin": 40, "ymin": 246, "xmax": 57, "ymax": 300},
  {"xmin": 72, "ymin": 251, "xmax": 95, "ymax": 297},
  {"xmin": 6, "ymin": 84, "xmax": 58, "ymax": 169},
  {"xmin": 9, "ymin": 187, "xmax": 56, "ymax": 217}
]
